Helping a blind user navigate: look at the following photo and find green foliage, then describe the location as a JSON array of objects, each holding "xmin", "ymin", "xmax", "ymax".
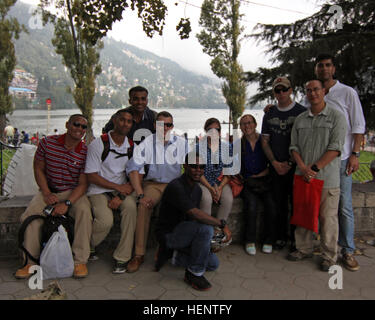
[
  {"xmin": 246, "ymin": 0, "xmax": 375, "ymax": 129},
  {"xmin": 197, "ymin": 0, "xmax": 246, "ymax": 128},
  {"xmin": 0, "ymin": 0, "xmax": 25, "ymax": 129}
]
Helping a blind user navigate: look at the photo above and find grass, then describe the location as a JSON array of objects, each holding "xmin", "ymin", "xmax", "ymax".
[
  {"xmin": 352, "ymin": 151, "xmax": 375, "ymax": 183},
  {"xmin": 1, "ymin": 149, "xmax": 16, "ymax": 174}
]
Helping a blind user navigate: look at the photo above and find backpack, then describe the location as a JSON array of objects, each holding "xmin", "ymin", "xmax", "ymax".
[
  {"xmin": 18, "ymin": 206, "xmax": 75, "ymax": 266},
  {"xmin": 100, "ymin": 133, "xmax": 134, "ymax": 162}
]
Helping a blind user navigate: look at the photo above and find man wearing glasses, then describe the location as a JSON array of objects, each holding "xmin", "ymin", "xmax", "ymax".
[
  {"xmin": 261, "ymin": 77, "xmax": 305, "ymax": 251},
  {"xmin": 15, "ymin": 114, "xmax": 92, "ymax": 279},
  {"xmin": 126, "ymin": 111, "xmax": 189, "ymax": 273},
  {"xmin": 154, "ymin": 152, "xmax": 232, "ymax": 291},
  {"xmin": 288, "ymin": 79, "xmax": 346, "ymax": 271}
]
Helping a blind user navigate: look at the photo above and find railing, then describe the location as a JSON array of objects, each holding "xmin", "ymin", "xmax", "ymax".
[
  {"xmin": 0, "ymin": 141, "xmax": 19, "ymax": 195},
  {"xmin": 352, "ymin": 162, "xmax": 372, "ymax": 183}
]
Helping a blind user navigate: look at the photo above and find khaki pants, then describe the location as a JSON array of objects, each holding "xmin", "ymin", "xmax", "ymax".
[
  {"xmin": 89, "ymin": 192, "xmax": 137, "ymax": 262},
  {"xmin": 20, "ymin": 191, "xmax": 92, "ymax": 265},
  {"xmin": 295, "ymin": 188, "xmax": 340, "ymax": 263},
  {"xmin": 199, "ymin": 183, "xmax": 233, "ymax": 220},
  {"xmin": 134, "ymin": 181, "xmax": 167, "ymax": 256}
]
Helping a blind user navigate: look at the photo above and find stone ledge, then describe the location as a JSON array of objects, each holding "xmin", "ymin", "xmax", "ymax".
[{"xmin": 1, "ymin": 183, "xmax": 375, "ymax": 257}]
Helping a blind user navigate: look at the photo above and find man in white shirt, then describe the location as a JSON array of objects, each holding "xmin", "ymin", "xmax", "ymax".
[
  {"xmin": 85, "ymin": 108, "xmax": 137, "ymax": 274},
  {"xmin": 314, "ymin": 53, "xmax": 366, "ymax": 271}
]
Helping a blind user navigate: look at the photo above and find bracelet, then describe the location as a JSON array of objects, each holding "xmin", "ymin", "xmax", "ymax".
[{"xmin": 136, "ymin": 194, "xmax": 145, "ymax": 204}]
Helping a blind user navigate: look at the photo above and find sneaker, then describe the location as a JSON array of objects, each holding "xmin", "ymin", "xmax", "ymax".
[
  {"xmin": 262, "ymin": 244, "xmax": 272, "ymax": 254},
  {"xmin": 274, "ymin": 240, "xmax": 286, "ymax": 250},
  {"xmin": 342, "ymin": 253, "xmax": 360, "ymax": 271},
  {"xmin": 287, "ymin": 250, "xmax": 313, "ymax": 261},
  {"xmin": 73, "ymin": 264, "xmax": 88, "ymax": 278},
  {"xmin": 126, "ymin": 255, "xmax": 144, "ymax": 273},
  {"xmin": 184, "ymin": 269, "xmax": 211, "ymax": 291},
  {"xmin": 14, "ymin": 264, "xmax": 35, "ymax": 279},
  {"xmin": 320, "ymin": 259, "xmax": 335, "ymax": 272},
  {"xmin": 113, "ymin": 260, "xmax": 127, "ymax": 274},
  {"xmin": 245, "ymin": 243, "xmax": 256, "ymax": 256},
  {"xmin": 89, "ymin": 249, "xmax": 99, "ymax": 261}
]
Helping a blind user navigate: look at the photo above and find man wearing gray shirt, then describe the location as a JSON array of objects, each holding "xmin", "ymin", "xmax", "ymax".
[{"xmin": 288, "ymin": 80, "xmax": 346, "ymax": 271}]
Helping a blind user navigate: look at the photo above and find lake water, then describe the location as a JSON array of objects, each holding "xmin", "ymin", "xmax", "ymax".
[{"xmin": 8, "ymin": 108, "xmax": 265, "ymax": 138}]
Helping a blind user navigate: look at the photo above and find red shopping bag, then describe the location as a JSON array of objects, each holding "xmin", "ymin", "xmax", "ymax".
[{"xmin": 290, "ymin": 175, "xmax": 324, "ymax": 233}]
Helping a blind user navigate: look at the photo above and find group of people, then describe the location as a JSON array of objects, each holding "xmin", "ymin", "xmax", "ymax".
[
  {"xmin": 15, "ymin": 53, "xmax": 366, "ymax": 291},
  {"xmin": 3, "ymin": 127, "xmax": 30, "ymax": 146}
]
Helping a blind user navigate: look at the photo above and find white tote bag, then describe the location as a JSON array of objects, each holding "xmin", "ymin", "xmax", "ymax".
[{"xmin": 40, "ymin": 225, "xmax": 74, "ymax": 280}]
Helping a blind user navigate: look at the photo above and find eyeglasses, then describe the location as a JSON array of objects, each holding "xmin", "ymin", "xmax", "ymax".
[
  {"xmin": 164, "ymin": 123, "xmax": 174, "ymax": 128},
  {"xmin": 274, "ymin": 87, "xmax": 290, "ymax": 94},
  {"xmin": 241, "ymin": 121, "xmax": 255, "ymax": 126},
  {"xmin": 188, "ymin": 164, "xmax": 206, "ymax": 170},
  {"xmin": 72, "ymin": 122, "xmax": 87, "ymax": 129},
  {"xmin": 306, "ymin": 87, "xmax": 323, "ymax": 94},
  {"xmin": 207, "ymin": 127, "xmax": 221, "ymax": 132}
]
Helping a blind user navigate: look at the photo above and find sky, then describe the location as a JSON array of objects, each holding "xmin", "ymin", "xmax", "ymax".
[{"xmin": 20, "ymin": 0, "xmax": 321, "ymax": 80}]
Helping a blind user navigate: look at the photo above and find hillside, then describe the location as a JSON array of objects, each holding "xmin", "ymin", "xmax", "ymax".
[{"xmin": 10, "ymin": 1, "xmax": 226, "ymax": 110}]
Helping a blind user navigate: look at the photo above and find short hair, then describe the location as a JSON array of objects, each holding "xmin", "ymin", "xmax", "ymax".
[
  {"xmin": 129, "ymin": 86, "xmax": 148, "ymax": 98},
  {"xmin": 156, "ymin": 111, "xmax": 173, "ymax": 121},
  {"xmin": 204, "ymin": 118, "xmax": 221, "ymax": 132},
  {"xmin": 185, "ymin": 151, "xmax": 203, "ymax": 165},
  {"xmin": 305, "ymin": 79, "xmax": 324, "ymax": 88},
  {"xmin": 315, "ymin": 53, "xmax": 336, "ymax": 66},
  {"xmin": 239, "ymin": 114, "xmax": 257, "ymax": 126},
  {"xmin": 68, "ymin": 114, "xmax": 87, "ymax": 123},
  {"xmin": 114, "ymin": 108, "xmax": 134, "ymax": 119}
]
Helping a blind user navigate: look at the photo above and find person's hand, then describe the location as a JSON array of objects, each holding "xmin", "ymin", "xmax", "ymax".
[
  {"xmin": 346, "ymin": 155, "xmax": 360, "ymax": 175},
  {"xmin": 139, "ymin": 196, "xmax": 154, "ymax": 209},
  {"xmin": 52, "ymin": 202, "xmax": 69, "ymax": 216},
  {"xmin": 42, "ymin": 192, "xmax": 59, "ymax": 206},
  {"xmin": 222, "ymin": 225, "xmax": 232, "ymax": 243},
  {"xmin": 263, "ymin": 104, "xmax": 275, "ymax": 113},
  {"xmin": 209, "ymin": 186, "xmax": 219, "ymax": 203},
  {"xmin": 116, "ymin": 183, "xmax": 134, "ymax": 195},
  {"xmin": 272, "ymin": 160, "xmax": 291, "ymax": 176},
  {"xmin": 108, "ymin": 196, "xmax": 122, "ymax": 210},
  {"xmin": 301, "ymin": 164, "xmax": 317, "ymax": 183}
]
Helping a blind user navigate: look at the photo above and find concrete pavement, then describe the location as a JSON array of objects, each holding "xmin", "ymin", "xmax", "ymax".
[{"xmin": 0, "ymin": 239, "xmax": 375, "ymax": 300}]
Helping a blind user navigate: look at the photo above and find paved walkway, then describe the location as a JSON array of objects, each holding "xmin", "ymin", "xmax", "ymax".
[{"xmin": 1, "ymin": 239, "xmax": 375, "ymax": 300}]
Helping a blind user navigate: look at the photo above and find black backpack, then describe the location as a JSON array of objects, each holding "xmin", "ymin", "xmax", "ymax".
[
  {"xmin": 18, "ymin": 206, "xmax": 75, "ymax": 266},
  {"xmin": 100, "ymin": 133, "xmax": 134, "ymax": 162}
]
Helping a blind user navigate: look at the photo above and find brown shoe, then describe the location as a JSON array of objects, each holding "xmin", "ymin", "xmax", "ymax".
[
  {"xmin": 342, "ymin": 253, "xmax": 360, "ymax": 271},
  {"xmin": 127, "ymin": 255, "xmax": 144, "ymax": 273},
  {"xmin": 73, "ymin": 263, "xmax": 88, "ymax": 278},
  {"xmin": 15, "ymin": 264, "xmax": 35, "ymax": 279}
]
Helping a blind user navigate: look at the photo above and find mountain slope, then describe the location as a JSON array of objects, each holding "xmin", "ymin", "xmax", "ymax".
[{"xmin": 10, "ymin": 1, "xmax": 226, "ymax": 109}]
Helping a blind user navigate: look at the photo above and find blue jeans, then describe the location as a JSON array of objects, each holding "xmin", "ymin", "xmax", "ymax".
[
  {"xmin": 338, "ymin": 159, "xmax": 356, "ymax": 254},
  {"xmin": 165, "ymin": 221, "xmax": 218, "ymax": 276}
]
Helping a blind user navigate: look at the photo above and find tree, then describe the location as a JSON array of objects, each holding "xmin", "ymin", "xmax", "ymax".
[
  {"xmin": 0, "ymin": 0, "xmax": 25, "ymax": 140},
  {"xmin": 39, "ymin": 0, "xmax": 192, "ymax": 141},
  {"xmin": 246, "ymin": 0, "xmax": 375, "ymax": 129},
  {"xmin": 197, "ymin": 0, "xmax": 246, "ymax": 129}
]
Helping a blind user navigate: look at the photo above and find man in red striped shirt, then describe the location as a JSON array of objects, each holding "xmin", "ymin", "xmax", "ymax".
[{"xmin": 15, "ymin": 114, "xmax": 93, "ymax": 279}]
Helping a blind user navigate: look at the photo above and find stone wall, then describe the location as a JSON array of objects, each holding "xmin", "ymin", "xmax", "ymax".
[{"xmin": 1, "ymin": 182, "xmax": 375, "ymax": 258}]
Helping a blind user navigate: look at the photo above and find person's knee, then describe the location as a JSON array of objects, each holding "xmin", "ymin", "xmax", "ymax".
[{"xmin": 197, "ymin": 223, "xmax": 214, "ymax": 240}]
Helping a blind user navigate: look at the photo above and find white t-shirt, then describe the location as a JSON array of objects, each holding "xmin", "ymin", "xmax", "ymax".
[
  {"xmin": 302, "ymin": 80, "xmax": 366, "ymax": 160},
  {"xmin": 85, "ymin": 131, "xmax": 131, "ymax": 195}
]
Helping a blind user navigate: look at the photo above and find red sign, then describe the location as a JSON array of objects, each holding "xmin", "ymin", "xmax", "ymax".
[{"xmin": 46, "ymin": 98, "xmax": 51, "ymax": 105}]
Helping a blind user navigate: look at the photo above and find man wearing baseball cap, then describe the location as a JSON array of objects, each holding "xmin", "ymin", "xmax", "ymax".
[{"xmin": 261, "ymin": 77, "xmax": 306, "ymax": 251}]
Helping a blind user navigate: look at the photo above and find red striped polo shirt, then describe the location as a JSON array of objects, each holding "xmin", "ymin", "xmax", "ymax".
[{"xmin": 35, "ymin": 134, "xmax": 87, "ymax": 192}]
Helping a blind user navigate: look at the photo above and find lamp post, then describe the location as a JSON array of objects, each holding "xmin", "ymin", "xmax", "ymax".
[{"xmin": 46, "ymin": 98, "xmax": 51, "ymax": 135}]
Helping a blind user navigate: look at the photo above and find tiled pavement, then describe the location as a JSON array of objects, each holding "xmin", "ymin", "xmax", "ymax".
[{"xmin": 1, "ymin": 241, "xmax": 375, "ymax": 300}]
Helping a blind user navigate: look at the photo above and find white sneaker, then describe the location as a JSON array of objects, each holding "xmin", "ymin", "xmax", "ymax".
[
  {"xmin": 262, "ymin": 244, "xmax": 272, "ymax": 254},
  {"xmin": 245, "ymin": 243, "xmax": 256, "ymax": 256}
]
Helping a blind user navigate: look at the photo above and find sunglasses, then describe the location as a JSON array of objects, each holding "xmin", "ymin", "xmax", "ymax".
[
  {"xmin": 72, "ymin": 122, "xmax": 88, "ymax": 129},
  {"xmin": 164, "ymin": 123, "xmax": 174, "ymax": 128},
  {"xmin": 274, "ymin": 87, "xmax": 290, "ymax": 94},
  {"xmin": 189, "ymin": 164, "xmax": 206, "ymax": 170}
]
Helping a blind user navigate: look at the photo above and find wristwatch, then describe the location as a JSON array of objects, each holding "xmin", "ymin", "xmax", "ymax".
[
  {"xmin": 219, "ymin": 219, "xmax": 227, "ymax": 229},
  {"xmin": 351, "ymin": 151, "xmax": 360, "ymax": 158},
  {"xmin": 311, "ymin": 164, "xmax": 320, "ymax": 172},
  {"xmin": 64, "ymin": 200, "xmax": 72, "ymax": 208},
  {"xmin": 136, "ymin": 194, "xmax": 145, "ymax": 204}
]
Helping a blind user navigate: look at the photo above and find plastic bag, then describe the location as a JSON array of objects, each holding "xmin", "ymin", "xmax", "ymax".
[{"xmin": 40, "ymin": 225, "xmax": 74, "ymax": 280}]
